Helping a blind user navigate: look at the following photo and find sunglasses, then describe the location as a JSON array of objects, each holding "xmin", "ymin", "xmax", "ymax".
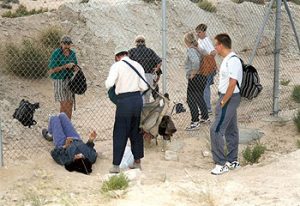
[{"xmin": 62, "ymin": 41, "xmax": 72, "ymax": 45}]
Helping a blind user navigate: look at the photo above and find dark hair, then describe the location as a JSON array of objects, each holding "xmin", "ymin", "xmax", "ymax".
[
  {"xmin": 214, "ymin": 33, "xmax": 232, "ymax": 49},
  {"xmin": 116, "ymin": 51, "xmax": 128, "ymax": 57},
  {"xmin": 195, "ymin": 24, "xmax": 207, "ymax": 32},
  {"xmin": 65, "ymin": 158, "xmax": 92, "ymax": 175}
]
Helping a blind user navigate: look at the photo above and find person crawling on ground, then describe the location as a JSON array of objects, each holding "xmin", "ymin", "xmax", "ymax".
[{"xmin": 42, "ymin": 112, "xmax": 97, "ymax": 175}]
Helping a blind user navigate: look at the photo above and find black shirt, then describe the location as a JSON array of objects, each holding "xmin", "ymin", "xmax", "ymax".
[{"xmin": 128, "ymin": 45, "xmax": 162, "ymax": 73}]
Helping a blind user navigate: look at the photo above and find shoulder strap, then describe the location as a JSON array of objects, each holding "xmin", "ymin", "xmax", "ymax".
[
  {"xmin": 227, "ymin": 55, "xmax": 242, "ymax": 91},
  {"xmin": 122, "ymin": 60, "xmax": 152, "ymax": 90}
]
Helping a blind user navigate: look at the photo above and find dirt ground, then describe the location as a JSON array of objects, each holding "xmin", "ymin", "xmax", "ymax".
[{"xmin": 0, "ymin": 0, "xmax": 300, "ymax": 205}]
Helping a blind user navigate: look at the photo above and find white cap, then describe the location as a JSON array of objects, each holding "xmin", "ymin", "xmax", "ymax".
[{"xmin": 114, "ymin": 46, "xmax": 128, "ymax": 56}]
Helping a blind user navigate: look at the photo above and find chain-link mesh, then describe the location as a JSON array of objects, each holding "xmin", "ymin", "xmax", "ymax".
[{"xmin": 0, "ymin": 0, "xmax": 299, "ymax": 164}]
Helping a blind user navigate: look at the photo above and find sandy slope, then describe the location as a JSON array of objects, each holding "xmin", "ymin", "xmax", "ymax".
[{"xmin": 0, "ymin": 0, "xmax": 300, "ymax": 205}]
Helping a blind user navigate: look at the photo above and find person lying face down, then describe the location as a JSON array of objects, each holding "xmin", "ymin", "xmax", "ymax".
[{"xmin": 44, "ymin": 113, "xmax": 98, "ymax": 175}]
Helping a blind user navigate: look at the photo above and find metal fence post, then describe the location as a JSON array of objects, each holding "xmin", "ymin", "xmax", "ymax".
[
  {"xmin": 0, "ymin": 119, "xmax": 3, "ymax": 167},
  {"xmin": 283, "ymin": 0, "xmax": 300, "ymax": 52},
  {"xmin": 249, "ymin": 0, "xmax": 275, "ymax": 65},
  {"xmin": 273, "ymin": 0, "xmax": 282, "ymax": 116},
  {"xmin": 162, "ymin": 0, "xmax": 167, "ymax": 94}
]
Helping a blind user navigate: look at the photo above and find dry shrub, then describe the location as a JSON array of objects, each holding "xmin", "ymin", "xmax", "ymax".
[
  {"xmin": 198, "ymin": 0, "xmax": 217, "ymax": 13},
  {"xmin": 3, "ymin": 40, "xmax": 48, "ymax": 78},
  {"xmin": 39, "ymin": 27, "xmax": 63, "ymax": 51},
  {"xmin": 292, "ymin": 85, "xmax": 300, "ymax": 103},
  {"xmin": 2, "ymin": 4, "xmax": 48, "ymax": 18}
]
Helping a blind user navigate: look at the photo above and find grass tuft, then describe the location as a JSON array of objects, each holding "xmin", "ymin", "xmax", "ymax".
[
  {"xmin": 242, "ymin": 143, "xmax": 266, "ymax": 164},
  {"xmin": 101, "ymin": 173, "xmax": 129, "ymax": 193},
  {"xmin": 292, "ymin": 85, "xmax": 300, "ymax": 103},
  {"xmin": 293, "ymin": 111, "xmax": 300, "ymax": 132}
]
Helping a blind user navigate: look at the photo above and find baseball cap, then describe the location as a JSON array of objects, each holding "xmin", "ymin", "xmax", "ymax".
[
  {"xmin": 114, "ymin": 46, "xmax": 128, "ymax": 56},
  {"xmin": 61, "ymin": 36, "xmax": 73, "ymax": 44}
]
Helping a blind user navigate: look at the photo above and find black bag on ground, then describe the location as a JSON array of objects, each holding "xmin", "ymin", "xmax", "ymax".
[
  {"xmin": 13, "ymin": 99, "xmax": 39, "ymax": 128},
  {"xmin": 232, "ymin": 56, "xmax": 263, "ymax": 100},
  {"xmin": 68, "ymin": 66, "xmax": 87, "ymax": 95}
]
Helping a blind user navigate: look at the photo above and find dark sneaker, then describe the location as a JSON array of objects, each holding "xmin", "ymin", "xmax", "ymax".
[
  {"xmin": 129, "ymin": 162, "xmax": 142, "ymax": 170},
  {"xmin": 42, "ymin": 129, "xmax": 53, "ymax": 141},
  {"xmin": 226, "ymin": 161, "xmax": 240, "ymax": 170},
  {"xmin": 109, "ymin": 165, "xmax": 120, "ymax": 174},
  {"xmin": 185, "ymin": 121, "xmax": 200, "ymax": 131},
  {"xmin": 211, "ymin": 164, "xmax": 229, "ymax": 175}
]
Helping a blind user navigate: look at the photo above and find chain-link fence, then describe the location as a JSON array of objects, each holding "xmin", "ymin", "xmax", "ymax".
[{"xmin": 0, "ymin": 0, "xmax": 299, "ymax": 165}]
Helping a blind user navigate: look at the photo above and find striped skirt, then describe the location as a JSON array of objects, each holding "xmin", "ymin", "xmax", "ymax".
[{"xmin": 53, "ymin": 79, "xmax": 73, "ymax": 102}]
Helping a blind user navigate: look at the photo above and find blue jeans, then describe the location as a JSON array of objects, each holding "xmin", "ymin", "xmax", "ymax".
[
  {"xmin": 48, "ymin": 113, "xmax": 81, "ymax": 147},
  {"xmin": 204, "ymin": 73, "xmax": 214, "ymax": 112}
]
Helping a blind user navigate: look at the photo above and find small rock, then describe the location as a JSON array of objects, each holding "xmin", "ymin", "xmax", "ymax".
[
  {"xmin": 164, "ymin": 150, "xmax": 178, "ymax": 161},
  {"xmin": 202, "ymin": 150, "xmax": 210, "ymax": 157}
]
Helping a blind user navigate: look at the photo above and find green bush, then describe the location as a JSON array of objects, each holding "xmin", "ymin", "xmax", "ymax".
[
  {"xmin": 293, "ymin": 111, "xmax": 300, "ymax": 132},
  {"xmin": 101, "ymin": 173, "xmax": 129, "ymax": 193},
  {"xmin": 1, "ymin": 0, "xmax": 19, "ymax": 4},
  {"xmin": 297, "ymin": 139, "xmax": 300, "ymax": 149},
  {"xmin": 242, "ymin": 143, "xmax": 266, "ymax": 164},
  {"xmin": 280, "ymin": 79, "xmax": 290, "ymax": 86},
  {"xmin": 2, "ymin": 4, "xmax": 48, "ymax": 18},
  {"xmin": 231, "ymin": 0, "xmax": 244, "ymax": 3},
  {"xmin": 1, "ymin": 3, "xmax": 12, "ymax": 9},
  {"xmin": 292, "ymin": 85, "xmax": 300, "ymax": 103},
  {"xmin": 39, "ymin": 27, "xmax": 63, "ymax": 50},
  {"xmin": 231, "ymin": 0, "xmax": 264, "ymax": 4},
  {"xmin": 198, "ymin": 0, "xmax": 217, "ymax": 13},
  {"xmin": 247, "ymin": 0, "xmax": 264, "ymax": 4},
  {"xmin": 3, "ymin": 40, "xmax": 48, "ymax": 78},
  {"xmin": 141, "ymin": 0, "xmax": 161, "ymax": 3}
]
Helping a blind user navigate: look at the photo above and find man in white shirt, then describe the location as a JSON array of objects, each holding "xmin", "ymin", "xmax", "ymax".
[
  {"xmin": 105, "ymin": 46, "xmax": 148, "ymax": 173},
  {"xmin": 210, "ymin": 33, "xmax": 243, "ymax": 175},
  {"xmin": 196, "ymin": 24, "xmax": 217, "ymax": 114}
]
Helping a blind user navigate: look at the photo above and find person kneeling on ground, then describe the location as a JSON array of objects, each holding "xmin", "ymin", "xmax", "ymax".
[{"xmin": 42, "ymin": 113, "xmax": 97, "ymax": 175}]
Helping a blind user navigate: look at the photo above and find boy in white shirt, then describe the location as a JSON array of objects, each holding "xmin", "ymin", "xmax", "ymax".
[
  {"xmin": 210, "ymin": 33, "xmax": 243, "ymax": 175},
  {"xmin": 195, "ymin": 24, "xmax": 217, "ymax": 114}
]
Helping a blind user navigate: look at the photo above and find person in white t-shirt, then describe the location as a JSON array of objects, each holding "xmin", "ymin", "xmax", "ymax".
[
  {"xmin": 210, "ymin": 33, "xmax": 243, "ymax": 175},
  {"xmin": 195, "ymin": 24, "xmax": 217, "ymax": 114},
  {"xmin": 105, "ymin": 46, "xmax": 148, "ymax": 173}
]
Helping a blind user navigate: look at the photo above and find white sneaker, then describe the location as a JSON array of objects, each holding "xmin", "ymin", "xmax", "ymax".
[
  {"xmin": 185, "ymin": 121, "xmax": 200, "ymax": 131},
  {"xmin": 226, "ymin": 161, "xmax": 240, "ymax": 170},
  {"xmin": 211, "ymin": 164, "xmax": 229, "ymax": 175},
  {"xmin": 199, "ymin": 118, "xmax": 211, "ymax": 124}
]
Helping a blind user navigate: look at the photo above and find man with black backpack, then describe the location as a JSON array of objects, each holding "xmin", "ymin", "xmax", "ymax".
[
  {"xmin": 48, "ymin": 36, "xmax": 79, "ymax": 119},
  {"xmin": 210, "ymin": 33, "xmax": 243, "ymax": 175}
]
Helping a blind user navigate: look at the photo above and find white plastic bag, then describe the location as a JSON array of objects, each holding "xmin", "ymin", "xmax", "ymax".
[{"xmin": 120, "ymin": 146, "xmax": 134, "ymax": 169}]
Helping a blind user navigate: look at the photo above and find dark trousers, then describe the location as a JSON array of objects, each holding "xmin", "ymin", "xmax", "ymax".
[
  {"xmin": 187, "ymin": 74, "xmax": 208, "ymax": 122},
  {"xmin": 113, "ymin": 92, "xmax": 144, "ymax": 165},
  {"xmin": 210, "ymin": 93, "xmax": 241, "ymax": 165}
]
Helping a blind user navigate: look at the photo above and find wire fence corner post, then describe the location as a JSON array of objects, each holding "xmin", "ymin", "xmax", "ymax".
[
  {"xmin": 162, "ymin": 0, "xmax": 167, "ymax": 94},
  {"xmin": 0, "ymin": 119, "xmax": 3, "ymax": 167}
]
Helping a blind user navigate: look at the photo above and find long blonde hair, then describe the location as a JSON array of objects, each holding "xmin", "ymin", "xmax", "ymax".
[{"xmin": 184, "ymin": 32, "xmax": 198, "ymax": 48}]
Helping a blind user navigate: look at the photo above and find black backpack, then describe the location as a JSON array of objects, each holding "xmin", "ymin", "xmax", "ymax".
[
  {"xmin": 13, "ymin": 99, "xmax": 39, "ymax": 128},
  {"xmin": 231, "ymin": 56, "xmax": 263, "ymax": 100},
  {"xmin": 68, "ymin": 66, "xmax": 87, "ymax": 95}
]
